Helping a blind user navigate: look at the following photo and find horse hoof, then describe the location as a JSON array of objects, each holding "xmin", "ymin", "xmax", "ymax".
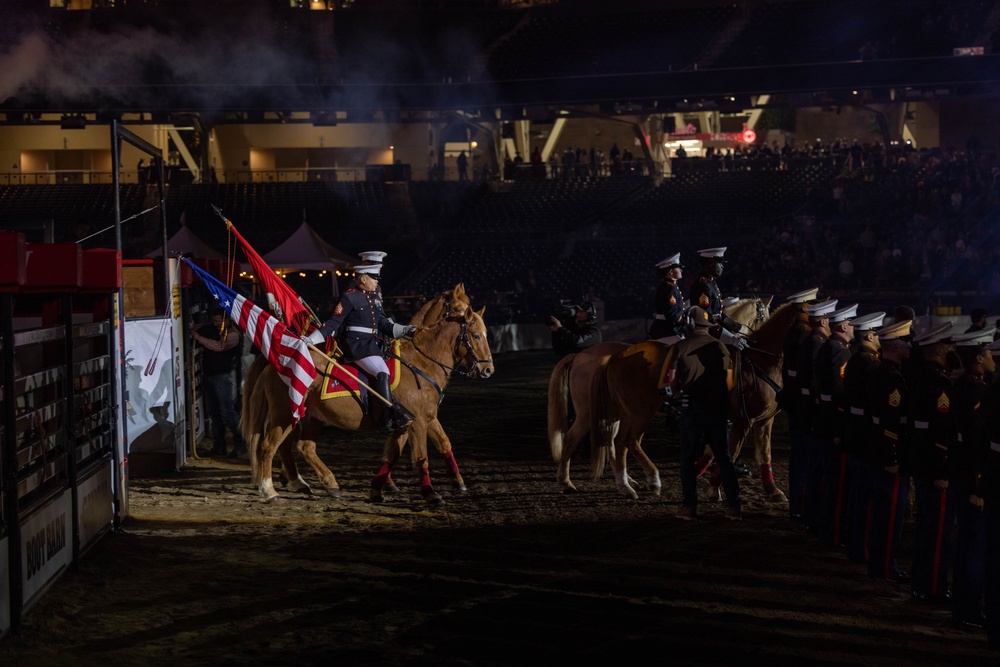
[
  {"xmin": 425, "ymin": 494, "xmax": 446, "ymax": 507},
  {"xmin": 384, "ymin": 481, "xmax": 400, "ymax": 494},
  {"xmin": 706, "ymin": 486, "xmax": 722, "ymax": 502},
  {"xmin": 326, "ymin": 487, "xmax": 342, "ymax": 499},
  {"xmin": 451, "ymin": 476, "xmax": 467, "ymax": 493},
  {"xmin": 620, "ymin": 488, "xmax": 639, "ymax": 500},
  {"xmin": 651, "ymin": 485, "xmax": 662, "ymax": 497},
  {"xmin": 766, "ymin": 489, "xmax": 788, "ymax": 503},
  {"xmin": 560, "ymin": 483, "xmax": 579, "ymax": 494},
  {"xmin": 264, "ymin": 494, "xmax": 279, "ymax": 504},
  {"xmin": 369, "ymin": 492, "xmax": 384, "ymax": 504}
]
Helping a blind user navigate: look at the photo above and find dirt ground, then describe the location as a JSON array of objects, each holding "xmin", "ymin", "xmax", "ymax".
[{"xmin": 2, "ymin": 349, "xmax": 997, "ymax": 666}]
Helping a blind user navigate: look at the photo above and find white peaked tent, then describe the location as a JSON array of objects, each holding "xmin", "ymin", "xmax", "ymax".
[
  {"xmin": 263, "ymin": 223, "xmax": 356, "ymax": 271},
  {"xmin": 146, "ymin": 222, "xmax": 226, "ymax": 261}
]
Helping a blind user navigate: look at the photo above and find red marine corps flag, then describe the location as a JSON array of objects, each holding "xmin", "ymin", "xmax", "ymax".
[
  {"xmin": 213, "ymin": 205, "xmax": 318, "ymax": 336},
  {"xmin": 182, "ymin": 258, "xmax": 316, "ymax": 422}
]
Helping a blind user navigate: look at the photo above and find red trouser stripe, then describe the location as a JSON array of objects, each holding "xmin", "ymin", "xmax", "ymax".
[
  {"xmin": 884, "ymin": 476, "xmax": 900, "ymax": 578},
  {"xmin": 931, "ymin": 489, "xmax": 948, "ymax": 597}
]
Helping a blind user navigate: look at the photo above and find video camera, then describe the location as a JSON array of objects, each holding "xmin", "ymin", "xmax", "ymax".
[{"xmin": 548, "ymin": 300, "xmax": 596, "ymax": 326}]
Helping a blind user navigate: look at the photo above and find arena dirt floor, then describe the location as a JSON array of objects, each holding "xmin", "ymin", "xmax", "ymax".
[{"xmin": 2, "ymin": 349, "xmax": 998, "ymax": 666}]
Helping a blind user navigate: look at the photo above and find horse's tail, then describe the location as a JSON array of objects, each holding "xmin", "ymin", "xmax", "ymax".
[
  {"xmin": 241, "ymin": 355, "xmax": 271, "ymax": 480},
  {"xmin": 547, "ymin": 353, "xmax": 575, "ymax": 462},
  {"xmin": 589, "ymin": 362, "xmax": 619, "ymax": 480}
]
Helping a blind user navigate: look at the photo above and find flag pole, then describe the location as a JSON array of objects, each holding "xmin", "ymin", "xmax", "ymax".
[{"xmin": 306, "ymin": 343, "xmax": 393, "ymax": 407}]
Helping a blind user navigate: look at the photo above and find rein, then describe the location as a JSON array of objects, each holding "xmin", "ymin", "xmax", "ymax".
[{"xmin": 409, "ymin": 320, "xmax": 492, "ymax": 378}]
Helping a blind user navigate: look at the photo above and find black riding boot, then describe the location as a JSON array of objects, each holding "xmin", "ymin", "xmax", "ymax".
[{"xmin": 374, "ymin": 372, "xmax": 414, "ymax": 434}]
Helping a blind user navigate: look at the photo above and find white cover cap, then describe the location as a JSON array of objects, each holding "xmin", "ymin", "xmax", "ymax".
[
  {"xmin": 656, "ymin": 252, "xmax": 682, "ymax": 269},
  {"xmin": 829, "ymin": 303, "xmax": 859, "ymax": 324},
  {"xmin": 697, "ymin": 247, "xmax": 726, "ymax": 259},
  {"xmin": 851, "ymin": 311, "xmax": 886, "ymax": 331},
  {"xmin": 353, "ymin": 263, "xmax": 382, "ymax": 276},
  {"xmin": 805, "ymin": 299, "xmax": 838, "ymax": 318},
  {"xmin": 359, "ymin": 250, "xmax": 387, "ymax": 263},
  {"xmin": 876, "ymin": 319, "xmax": 912, "ymax": 341},
  {"xmin": 912, "ymin": 321, "xmax": 955, "ymax": 346},
  {"xmin": 952, "ymin": 329, "xmax": 995, "ymax": 347},
  {"xmin": 785, "ymin": 287, "xmax": 819, "ymax": 304}
]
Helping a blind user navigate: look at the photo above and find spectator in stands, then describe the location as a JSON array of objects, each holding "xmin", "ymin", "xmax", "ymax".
[
  {"xmin": 456, "ymin": 151, "xmax": 469, "ymax": 181},
  {"xmin": 549, "ymin": 302, "xmax": 602, "ymax": 357},
  {"xmin": 190, "ymin": 307, "xmax": 248, "ymax": 459},
  {"xmin": 967, "ymin": 308, "xmax": 989, "ymax": 333}
]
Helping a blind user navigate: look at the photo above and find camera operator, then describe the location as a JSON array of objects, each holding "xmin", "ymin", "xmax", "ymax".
[{"xmin": 549, "ymin": 301, "xmax": 602, "ymax": 356}]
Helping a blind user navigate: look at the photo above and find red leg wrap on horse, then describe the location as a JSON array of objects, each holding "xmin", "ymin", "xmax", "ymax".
[
  {"xmin": 372, "ymin": 461, "xmax": 392, "ymax": 489},
  {"xmin": 695, "ymin": 452, "xmax": 715, "ymax": 477},
  {"xmin": 444, "ymin": 450, "xmax": 461, "ymax": 478},
  {"xmin": 760, "ymin": 463, "xmax": 776, "ymax": 490},
  {"xmin": 419, "ymin": 466, "xmax": 432, "ymax": 490}
]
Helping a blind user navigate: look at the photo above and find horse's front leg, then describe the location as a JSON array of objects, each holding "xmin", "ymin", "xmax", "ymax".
[
  {"xmin": 753, "ymin": 416, "xmax": 787, "ymax": 502},
  {"xmin": 408, "ymin": 419, "xmax": 444, "ymax": 506},
  {"xmin": 371, "ymin": 421, "xmax": 423, "ymax": 503},
  {"xmin": 427, "ymin": 417, "xmax": 466, "ymax": 492},
  {"xmin": 629, "ymin": 435, "xmax": 662, "ymax": 496},
  {"xmin": 611, "ymin": 427, "xmax": 641, "ymax": 500},
  {"xmin": 556, "ymin": 417, "xmax": 588, "ymax": 493},
  {"xmin": 294, "ymin": 421, "xmax": 341, "ymax": 498},
  {"xmin": 255, "ymin": 422, "xmax": 295, "ymax": 502}
]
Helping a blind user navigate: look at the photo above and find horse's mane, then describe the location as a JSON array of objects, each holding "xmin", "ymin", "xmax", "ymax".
[{"xmin": 747, "ymin": 302, "xmax": 799, "ymax": 368}]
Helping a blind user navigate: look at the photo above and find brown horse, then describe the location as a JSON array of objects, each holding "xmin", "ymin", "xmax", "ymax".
[
  {"xmin": 546, "ymin": 297, "xmax": 771, "ymax": 494},
  {"xmin": 587, "ymin": 301, "xmax": 796, "ymax": 499},
  {"xmin": 240, "ymin": 307, "xmax": 494, "ymax": 504},
  {"xmin": 391, "ymin": 283, "xmax": 473, "ymax": 491}
]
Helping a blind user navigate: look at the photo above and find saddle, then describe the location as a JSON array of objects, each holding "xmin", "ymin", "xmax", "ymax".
[{"xmin": 320, "ymin": 340, "xmax": 402, "ymax": 401}]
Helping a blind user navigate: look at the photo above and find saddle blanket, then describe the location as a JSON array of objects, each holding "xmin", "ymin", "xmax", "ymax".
[{"xmin": 321, "ymin": 340, "xmax": 402, "ymax": 400}]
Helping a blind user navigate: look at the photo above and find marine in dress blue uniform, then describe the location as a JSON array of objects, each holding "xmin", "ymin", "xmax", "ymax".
[
  {"xmin": 841, "ymin": 311, "xmax": 885, "ymax": 564},
  {"xmin": 908, "ymin": 321, "xmax": 958, "ymax": 602},
  {"xmin": 308, "ymin": 262, "xmax": 416, "ymax": 432},
  {"xmin": 688, "ymin": 247, "xmax": 747, "ymax": 350},
  {"xmin": 815, "ymin": 303, "xmax": 858, "ymax": 547},
  {"xmin": 865, "ymin": 318, "xmax": 913, "ymax": 582},
  {"xmin": 780, "ymin": 288, "xmax": 821, "ymax": 519},
  {"xmin": 980, "ymin": 339, "xmax": 1000, "ymax": 646},
  {"xmin": 949, "ymin": 328, "xmax": 995, "ymax": 628},
  {"xmin": 797, "ymin": 299, "xmax": 837, "ymax": 529},
  {"xmin": 648, "ymin": 252, "xmax": 686, "ymax": 340}
]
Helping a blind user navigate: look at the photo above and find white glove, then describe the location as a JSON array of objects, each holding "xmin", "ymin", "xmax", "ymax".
[
  {"xmin": 392, "ymin": 323, "xmax": 418, "ymax": 338},
  {"xmin": 736, "ymin": 336, "xmax": 750, "ymax": 351},
  {"xmin": 306, "ymin": 329, "xmax": 325, "ymax": 345}
]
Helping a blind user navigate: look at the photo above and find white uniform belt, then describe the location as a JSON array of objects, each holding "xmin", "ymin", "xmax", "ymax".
[
  {"xmin": 914, "ymin": 420, "xmax": 930, "ymax": 430},
  {"xmin": 653, "ymin": 314, "xmax": 667, "ymax": 320},
  {"xmin": 348, "ymin": 326, "xmax": 378, "ymax": 334},
  {"xmin": 787, "ymin": 370, "xmax": 798, "ymax": 377},
  {"xmin": 801, "ymin": 388, "xmax": 811, "ymax": 396},
  {"xmin": 872, "ymin": 416, "xmax": 880, "ymax": 425},
  {"xmin": 820, "ymin": 394, "xmax": 832, "ymax": 402},
  {"xmin": 850, "ymin": 407, "xmax": 865, "ymax": 416},
  {"xmin": 992, "ymin": 442, "xmax": 1000, "ymax": 453},
  {"xmin": 957, "ymin": 434, "xmax": 963, "ymax": 443}
]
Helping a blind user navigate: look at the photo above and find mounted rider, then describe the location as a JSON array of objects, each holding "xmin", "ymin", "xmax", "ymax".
[
  {"xmin": 648, "ymin": 252, "xmax": 686, "ymax": 342},
  {"xmin": 307, "ymin": 261, "xmax": 417, "ymax": 433},
  {"xmin": 688, "ymin": 247, "xmax": 748, "ymax": 350}
]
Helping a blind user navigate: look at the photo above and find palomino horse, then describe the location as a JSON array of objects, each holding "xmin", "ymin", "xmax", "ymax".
[
  {"xmin": 392, "ymin": 283, "xmax": 472, "ymax": 491},
  {"xmin": 587, "ymin": 302, "xmax": 797, "ymax": 499},
  {"xmin": 546, "ymin": 296, "xmax": 770, "ymax": 494},
  {"xmin": 240, "ymin": 307, "xmax": 494, "ymax": 504}
]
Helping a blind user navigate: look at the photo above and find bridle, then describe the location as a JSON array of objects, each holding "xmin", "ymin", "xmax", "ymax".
[{"xmin": 408, "ymin": 319, "xmax": 492, "ymax": 378}]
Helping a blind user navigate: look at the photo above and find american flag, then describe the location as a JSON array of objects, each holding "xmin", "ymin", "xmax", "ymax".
[{"xmin": 182, "ymin": 258, "xmax": 316, "ymax": 422}]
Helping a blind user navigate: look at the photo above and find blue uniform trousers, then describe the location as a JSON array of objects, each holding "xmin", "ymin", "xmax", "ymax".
[
  {"xmin": 867, "ymin": 466, "xmax": 909, "ymax": 579},
  {"xmin": 846, "ymin": 456, "xmax": 873, "ymax": 563},
  {"xmin": 911, "ymin": 479, "xmax": 956, "ymax": 598},
  {"xmin": 951, "ymin": 481, "xmax": 986, "ymax": 623}
]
